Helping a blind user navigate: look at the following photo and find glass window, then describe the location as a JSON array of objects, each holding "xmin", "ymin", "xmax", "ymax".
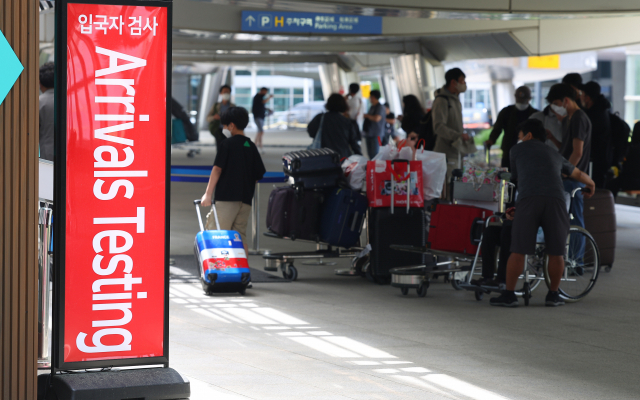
[
  {"xmin": 314, "ymin": 86, "xmax": 324, "ymax": 101},
  {"xmin": 235, "ymin": 88, "xmax": 251, "ymax": 95},
  {"xmin": 257, "ymin": 70, "xmax": 271, "ymax": 76},
  {"xmin": 234, "ymin": 87, "xmax": 252, "ymax": 110},
  {"xmin": 274, "ymin": 88, "xmax": 290, "ymax": 95},
  {"xmin": 475, "ymin": 90, "xmax": 486, "ymax": 109},
  {"xmin": 273, "ymin": 97, "xmax": 290, "ymax": 112},
  {"xmin": 293, "ymin": 98, "xmax": 304, "ymax": 106},
  {"xmin": 294, "ymin": 88, "xmax": 303, "ymax": 95},
  {"xmin": 463, "ymin": 91, "xmax": 474, "ymax": 109},
  {"xmin": 235, "ymin": 70, "xmax": 251, "ymax": 76},
  {"xmin": 597, "ymin": 61, "xmax": 612, "ymax": 79}
]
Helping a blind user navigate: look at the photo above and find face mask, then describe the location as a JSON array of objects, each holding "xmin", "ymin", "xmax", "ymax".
[
  {"xmin": 222, "ymin": 128, "xmax": 232, "ymax": 137},
  {"xmin": 456, "ymin": 82, "xmax": 467, "ymax": 93},
  {"xmin": 550, "ymin": 103, "xmax": 567, "ymax": 117},
  {"xmin": 514, "ymin": 102, "xmax": 529, "ymax": 111},
  {"xmin": 219, "ymin": 93, "xmax": 230, "ymax": 101}
]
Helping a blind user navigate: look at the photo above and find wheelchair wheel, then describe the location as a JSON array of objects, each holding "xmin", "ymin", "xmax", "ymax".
[
  {"xmin": 543, "ymin": 226, "xmax": 600, "ymax": 302},
  {"xmin": 515, "ymin": 245, "xmax": 546, "ymax": 297}
]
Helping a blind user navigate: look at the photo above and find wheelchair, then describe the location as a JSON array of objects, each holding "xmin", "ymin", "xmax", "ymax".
[{"xmin": 466, "ymin": 187, "xmax": 601, "ymax": 305}]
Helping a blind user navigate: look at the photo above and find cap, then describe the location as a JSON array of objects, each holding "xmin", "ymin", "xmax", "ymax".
[
  {"xmin": 583, "ymin": 81, "xmax": 601, "ymax": 100},
  {"xmin": 515, "ymin": 86, "xmax": 532, "ymax": 101},
  {"xmin": 562, "ymin": 73, "xmax": 584, "ymax": 90}
]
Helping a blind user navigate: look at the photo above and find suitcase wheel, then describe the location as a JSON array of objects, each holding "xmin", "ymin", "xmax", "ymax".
[
  {"xmin": 417, "ymin": 282, "xmax": 428, "ymax": 298},
  {"xmin": 604, "ymin": 265, "xmax": 612, "ymax": 273},
  {"xmin": 401, "ymin": 287, "xmax": 409, "ymax": 295}
]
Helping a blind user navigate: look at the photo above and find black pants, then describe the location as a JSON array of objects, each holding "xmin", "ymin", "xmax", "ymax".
[{"xmin": 480, "ymin": 221, "xmax": 512, "ymax": 283}]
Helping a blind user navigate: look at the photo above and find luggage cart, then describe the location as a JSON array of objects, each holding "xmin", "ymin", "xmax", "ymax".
[
  {"xmin": 262, "ymin": 233, "xmax": 365, "ymax": 281},
  {"xmin": 389, "ymin": 168, "xmax": 517, "ymax": 299}
]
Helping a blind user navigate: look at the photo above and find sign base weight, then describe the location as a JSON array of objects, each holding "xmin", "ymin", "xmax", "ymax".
[{"xmin": 39, "ymin": 368, "xmax": 190, "ymax": 400}]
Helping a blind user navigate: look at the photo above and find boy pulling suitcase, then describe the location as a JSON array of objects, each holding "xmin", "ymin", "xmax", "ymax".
[{"xmin": 200, "ymin": 107, "xmax": 266, "ymax": 254}]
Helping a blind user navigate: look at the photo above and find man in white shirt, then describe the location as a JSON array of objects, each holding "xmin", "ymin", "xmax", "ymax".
[{"xmin": 345, "ymin": 83, "xmax": 362, "ymax": 123}]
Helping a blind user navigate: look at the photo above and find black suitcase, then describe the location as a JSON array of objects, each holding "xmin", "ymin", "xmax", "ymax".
[
  {"xmin": 266, "ymin": 186, "xmax": 323, "ymax": 241},
  {"xmin": 583, "ymin": 188, "xmax": 616, "ymax": 270},
  {"xmin": 368, "ymin": 207, "xmax": 428, "ymax": 283},
  {"xmin": 266, "ymin": 186, "xmax": 295, "ymax": 238},
  {"xmin": 283, "ymin": 149, "xmax": 342, "ymax": 190}
]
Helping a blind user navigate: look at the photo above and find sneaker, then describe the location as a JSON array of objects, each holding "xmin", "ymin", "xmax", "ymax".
[
  {"xmin": 490, "ymin": 291, "xmax": 519, "ymax": 307},
  {"xmin": 545, "ymin": 291, "xmax": 565, "ymax": 307}
]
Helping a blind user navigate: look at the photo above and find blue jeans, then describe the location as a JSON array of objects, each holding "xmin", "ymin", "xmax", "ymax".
[
  {"xmin": 365, "ymin": 137, "xmax": 379, "ymax": 159},
  {"xmin": 564, "ymin": 179, "xmax": 585, "ymax": 261}
]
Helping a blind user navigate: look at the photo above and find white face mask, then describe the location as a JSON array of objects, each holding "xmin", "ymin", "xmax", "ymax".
[
  {"xmin": 219, "ymin": 93, "xmax": 230, "ymax": 101},
  {"xmin": 456, "ymin": 82, "xmax": 467, "ymax": 93},
  {"xmin": 222, "ymin": 128, "xmax": 232, "ymax": 137},
  {"xmin": 514, "ymin": 102, "xmax": 529, "ymax": 111},
  {"xmin": 550, "ymin": 103, "xmax": 567, "ymax": 117}
]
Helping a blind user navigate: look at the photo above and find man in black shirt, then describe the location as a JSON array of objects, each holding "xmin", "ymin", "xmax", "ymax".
[
  {"xmin": 201, "ymin": 107, "xmax": 266, "ymax": 253},
  {"xmin": 485, "ymin": 86, "xmax": 538, "ymax": 169},
  {"xmin": 251, "ymin": 87, "xmax": 272, "ymax": 152},
  {"xmin": 490, "ymin": 119, "xmax": 594, "ymax": 307},
  {"xmin": 547, "ymin": 83, "xmax": 592, "ymax": 235}
]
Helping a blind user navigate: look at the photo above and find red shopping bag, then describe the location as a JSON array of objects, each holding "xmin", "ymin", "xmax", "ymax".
[{"xmin": 366, "ymin": 159, "xmax": 424, "ymax": 208}]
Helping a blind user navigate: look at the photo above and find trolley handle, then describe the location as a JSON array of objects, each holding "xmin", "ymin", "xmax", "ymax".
[{"xmin": 194, "ymin": 199, "xmax": 221, "ymax": 232}]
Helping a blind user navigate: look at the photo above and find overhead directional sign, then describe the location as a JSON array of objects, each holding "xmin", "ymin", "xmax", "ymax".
[
  {"xmin": 0, "ymin": 30, "xmax": 24, "ymax": 105},
  {"xmin": 241, "ymin": 10, "xmax": 382, "ymax": 35}
]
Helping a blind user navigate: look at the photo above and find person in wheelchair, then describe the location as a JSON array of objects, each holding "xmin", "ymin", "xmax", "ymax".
[
  {"xmin": 490, "ymin": 119, "xmax": 595, "ymax": 307},
  {"xmin": 471, "ymin": 208, "xmax": 515, "ymax": 288}
]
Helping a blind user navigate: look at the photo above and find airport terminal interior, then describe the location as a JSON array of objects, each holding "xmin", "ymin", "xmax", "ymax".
[{"xmin": 5, "ymin": 0, "xmax": 640, "ymax": 399}]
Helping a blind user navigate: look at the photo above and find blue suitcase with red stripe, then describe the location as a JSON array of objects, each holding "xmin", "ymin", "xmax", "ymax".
[{"xmin": 193, "ymin": 200, "xmax": 251, "ymax": 295}]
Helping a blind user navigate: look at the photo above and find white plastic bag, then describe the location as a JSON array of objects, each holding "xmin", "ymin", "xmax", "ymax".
[
  {"xmin": 414, "ymin": 147, "xmax": 447, "ymax": 200},
  {"xmin": 398, "ymin": 146, "xmax": 413, "ymax": 161},
  {"xmin": 372, "ymin": 140, "xmax": 399, "ymax": 161},
  {"xmin": 341, "ymin": 155, "xmax": 368, "ymax": 191}
]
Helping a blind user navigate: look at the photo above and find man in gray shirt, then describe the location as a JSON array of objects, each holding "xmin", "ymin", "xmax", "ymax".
[
  {"xmin": 362, "ymin": 90, "xmax": 386, "ymax": 159},
  {"xmin": 39, "ymin": 62, "xmax": 55, "ymax": 161},
  {"xmin": 490, "ymin": 119, "xmax": 594, "ymax": 308}
]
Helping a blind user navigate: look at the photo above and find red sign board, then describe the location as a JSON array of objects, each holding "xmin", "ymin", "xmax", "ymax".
[{"xmin": 56, "ymin": 2, "xmax": 170, "ymax": 368}]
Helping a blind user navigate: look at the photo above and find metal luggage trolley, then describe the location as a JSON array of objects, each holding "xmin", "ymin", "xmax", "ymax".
[
  {"xmin": 389, "ymin": 168, "xmax": 515, "ymax": 298},
  {"xmin": 262, "ymin": 234, "xmax": 366, "ymax": 281}
]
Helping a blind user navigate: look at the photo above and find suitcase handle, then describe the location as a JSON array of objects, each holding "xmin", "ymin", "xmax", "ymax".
[{"xmin": 193, "ymin": 199, "xmax": 220, "ymax": 232}]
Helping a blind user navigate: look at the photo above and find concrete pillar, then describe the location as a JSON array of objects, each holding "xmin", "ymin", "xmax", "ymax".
[
  {"xmin": 1, "ymin": 0, "xmax": 40, "ymax": 398},
  {"xmin": 318, "ymin": 63, "xmax": 341, "ymax": 100},
  {"xmin": 198, "ymin": 67, "xmax": 231, "ymax": 131},
  {"xmin": 489, "ymin": 66, "xmax": 515, "ymax": 121},
  {"xmin": 390, "ymin": 54, "xmax": 428, "ymax": 108}
]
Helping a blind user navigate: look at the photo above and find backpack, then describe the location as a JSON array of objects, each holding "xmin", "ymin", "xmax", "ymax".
[
  {"xmin": 609, "ymin": 112, "xmax": 631, "ymax": 167},
  {"xmin": 417, "ymin": 95, "xmax": 449, "ymax": 151}
]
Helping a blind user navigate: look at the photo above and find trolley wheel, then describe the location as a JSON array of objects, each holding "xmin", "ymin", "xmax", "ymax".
[
  {"xmin": 283, "ymin": 263, "xmax": 298, "ymax": 281},
  {"xmin": 474, "ymin": 290, "xmax": 484, "ymax": 301},
  {"xmin": 605, "ymin": 265, "xmax": 612, "ymax": 273},
  {"xmin": 417, "ymin": 283, "xmax": 428, "ymax": 298},
  {"xmin": 238, "ymin": 288, "xmax": 246, "ymax": 295},
  {"xmin": 451, "ymin": 276, "xmax": 463, "ymax": 291},
  {"xmin": 523, "ymin": 282, "xmax": 531, "ymax": 306},
  {"xmin": 401, "ymin": 287, "xmax": 409, "ymax": 296}
]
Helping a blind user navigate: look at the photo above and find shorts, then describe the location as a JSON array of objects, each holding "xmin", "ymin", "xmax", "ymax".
[
  {"xmin": 254, "ymin": 118, "xmax": 264, "ymax": 132},
  {"xmin": 205, "ymin": 201, "xmax": 252, "ymax": 246},
  {"xmin": 510, "ymin": 196, "xmax": 569, "ymax": 256}
]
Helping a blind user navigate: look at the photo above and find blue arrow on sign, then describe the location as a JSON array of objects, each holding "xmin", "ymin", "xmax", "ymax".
[{"xmin": 0, "ymin": 30, "xmax": 24, "ymax": 105}]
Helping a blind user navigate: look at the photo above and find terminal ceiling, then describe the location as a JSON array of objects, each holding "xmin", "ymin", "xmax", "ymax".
[{"xmin": 172, "ymin": 0, "xmax": 640, "ymax": 68}]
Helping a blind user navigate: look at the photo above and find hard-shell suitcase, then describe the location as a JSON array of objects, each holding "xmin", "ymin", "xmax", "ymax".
[
  {"xmin": 428, "ymin": 204, "xmax": 492, "ymax": 255},
  {"xmin": 282, "ymin": 148, "xmax": 342, "ymax": 189},
  {"xmin": 583, "ymin": 188, "xmax": 616, "ymax": 270},
  {"xmin": 320, "ymin": 188, "xmax": 368, "ymax": 248},
  {"xmin": 368, "ymin": 207, "xmax": 428, "ymax": 283},
  {"xmin": 193, "ymin": 200, "xmax": 251, "ymax": 295},
  {"xmin": 266, "ymin": 186, "xmax": 323, "ymax": 241}
]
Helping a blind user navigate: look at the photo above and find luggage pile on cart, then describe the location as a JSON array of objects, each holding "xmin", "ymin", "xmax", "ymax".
[{"xmin": 263, "ymin": 149, "xmax": 369, "ymax": 280}]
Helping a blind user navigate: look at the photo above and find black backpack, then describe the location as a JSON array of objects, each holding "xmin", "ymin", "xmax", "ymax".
[
  {"xmin": 417, "ymin": 95, "xmax": 449, "ymax": 151},
  {"xmin": 609, "ymin": 112, "xmax": 631, "ymax": 167}
]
